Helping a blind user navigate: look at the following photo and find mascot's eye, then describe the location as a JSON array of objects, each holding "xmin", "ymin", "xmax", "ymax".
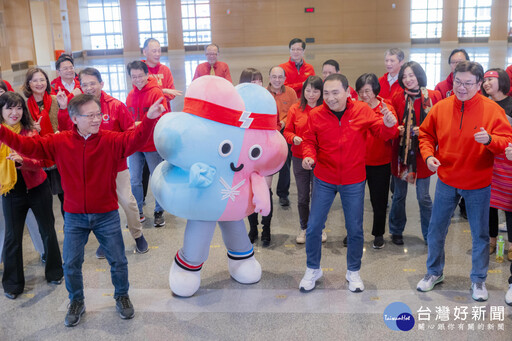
[
  {"xmin": 218, "ymin": 140, "xmax": 233, "ymax": 157},
  {"xmin": 249, "ymin": 145, "xmax": 262, "ymax": 160}
]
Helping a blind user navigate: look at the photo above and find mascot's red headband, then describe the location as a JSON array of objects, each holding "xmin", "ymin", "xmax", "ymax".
[
  {"xmin": 484, "ymin": 71, "xmax": 499, "ymax": 78},
  {"xmin": 183, "ymin": 97, "xmax": 277, "ymax": 130}
]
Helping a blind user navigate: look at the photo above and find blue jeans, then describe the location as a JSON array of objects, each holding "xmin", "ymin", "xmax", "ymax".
[
  {"xmin": 389, "ymin": 176, "xmax": 432, "ymax": 241},
  {"xmin": 128, "ymin": 151, "xmax": 163, "ymax": 213},
  {"xmin": 306, "ymin": 177, "xmax": 365, "ymax": 271},
  {"xmin": 426, "ymin": 180, "xmax": 490, "ymax": 283},
  {"xmin": 63, "ymin": 210, "xmax": 129, "ymax": 301}
]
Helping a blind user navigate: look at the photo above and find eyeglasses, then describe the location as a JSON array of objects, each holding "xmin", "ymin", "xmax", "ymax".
[
  {"xmin": 77, "ymin": 113, "xmax": 102, "ymax": 120},
  {"xmin": 453, "ymin": 79, "xmax": 477, "ymax": 89}
]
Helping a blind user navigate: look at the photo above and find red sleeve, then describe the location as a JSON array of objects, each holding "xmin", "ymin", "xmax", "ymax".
[
  {"xmin": 283, "ymin": 105, "xmax": 298, "ymax": 144},
  {"xmin": 223, "ymin": 64, "xmax": 232, "ymax": 83},
  {"xmin": 419, "ymin": 106, "xmax": 438, "ymax": 161},
  {"xmin": 0, "ymin": 126, "xmax": 56, "ymax": 162},
  {"xmin": 117, "ymin": 102, "xmax": 135, "ymax": 131},
  {"xmin": 365, "ymin": 105, "xmax": 397, "ymax": 141},
  {"xmin": 301, "ymin": 114, "xmax": 318, "ymax": 162},
  {"xmin": 58, "ymin": 108, "xmax": 73, "ymax": 132},
  {"xmin": 3, "ymin": 80, "xmax": 14, "ymax": 92}
]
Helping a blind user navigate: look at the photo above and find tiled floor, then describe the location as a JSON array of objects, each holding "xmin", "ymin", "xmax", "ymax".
[{"xmin": 1, "ymin": 43, "xmax": 512, "ymax": 340}]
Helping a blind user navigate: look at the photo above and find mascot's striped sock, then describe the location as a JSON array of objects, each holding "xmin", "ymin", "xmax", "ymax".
[
  {"xmin": 227, "ymin": 247, "xmax": 254, "ymax": 261},
  {"xmin": 175, "ymin": 251, "xmax": 203, "ymax": 272}
]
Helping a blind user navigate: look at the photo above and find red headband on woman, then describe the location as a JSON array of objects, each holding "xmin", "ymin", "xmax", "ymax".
[{"xmin": 484, "ymin": 71, "xmax": 499, "ymax": 78}]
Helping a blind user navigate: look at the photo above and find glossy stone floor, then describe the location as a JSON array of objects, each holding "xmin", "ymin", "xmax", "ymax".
[{"xmin": 1, "ymin": 43, "xmax": 512, "ymax": 340}]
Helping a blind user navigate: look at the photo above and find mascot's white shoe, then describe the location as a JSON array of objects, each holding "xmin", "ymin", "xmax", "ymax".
[
  {"xmin": 228, "ymin": 255, "xmax": 262, "ymax": 284},
  {"xmin": 169, "ymin": 260, "xmax": 201, "ymax": 297}
]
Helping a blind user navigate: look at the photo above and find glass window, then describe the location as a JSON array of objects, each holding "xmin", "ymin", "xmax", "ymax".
[
  {"xmin": 458, "ymin": 0, "xmax": 492, "ymax": 38},
  {"xmin": 136, "ymin": 0, "xmax": 168, "ymax": 47},
  {"xmin": 81, "ymin": 0, "xmax": 123, "ymax": 50},
  {"xmin": 181, "ymin": 0, "xmax": 211, "ymax": 47},
  {"xmin": 96, "ymin": 63, "xmax": 128, "ymax": 103},
  {"xmin": 410, "ymin": 0, "xmax": 443, "ymax": 39}
]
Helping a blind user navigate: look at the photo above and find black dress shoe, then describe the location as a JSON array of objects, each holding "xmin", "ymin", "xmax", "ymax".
[
  {"xmin": 343, "ymin": 236, "xmax": 348, "ymax": 247},
  {"xmin": 4, "ymin": 292, "xmax": 18, "ymax": 300},
  {"xmin": 391, "ymin": 234, "xmax": 404, "ymax": 245},
  {"xmin": 49, "ymin": 278, "xmax": 63, "ymax": 285}
]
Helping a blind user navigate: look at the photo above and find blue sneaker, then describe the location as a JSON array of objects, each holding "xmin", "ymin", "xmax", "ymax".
[
  {"xmin": 135, "ymin": 235, "xmax": 149, "ymax": 254},
  {"xmin": 95, "ymin": 246, "xmax": 105, "ymax": 259}
]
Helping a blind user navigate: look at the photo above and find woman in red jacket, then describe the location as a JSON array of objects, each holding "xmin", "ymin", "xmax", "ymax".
[
  {"xmin": 0, "ymin": 92, "xmax": 63, "ymax": 299},
  {"xmin": 389, "ymin": 61, "xmax": 442, "ymax": 246},
  {"xmin": 283, "ymin": 75, "xmax": 324, "ymax": 244},
  {"xmin": 356, "ymin": 73, "xmax": 397, "ymax": 249},
  {"xmin": 22, "ymin": 68, "xmax": 66, "ymax": 218},
  {"xmin": 482, "ymin": 68, "xmax": 512, "ymax": 259}
]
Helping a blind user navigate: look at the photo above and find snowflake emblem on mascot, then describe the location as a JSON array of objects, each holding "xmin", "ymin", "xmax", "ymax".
[{"xmin": 152, "ymin": 76, "xmax": 287, "ymax": 297}]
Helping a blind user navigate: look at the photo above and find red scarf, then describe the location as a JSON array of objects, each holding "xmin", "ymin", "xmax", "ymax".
[{"xmin": 27, "ymin": 92, "xmax": 54, "ymax": 136}]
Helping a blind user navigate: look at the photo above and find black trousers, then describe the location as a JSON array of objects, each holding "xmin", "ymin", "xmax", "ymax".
[
  {"xmin": 489, "ymin": 207, "xmax": 512, "ymax": 241},
  {"xmin": 366, "ymin": 163, "xmax": 391, "ymax": 237},
  {"xmin": 248, "ymin": 189, "xmax": 273, "ymax": 233},
  {"xmin": 276, "ymin": 134, "xmax": 292, "ymax": 199},
  {"xmin": 2, "ymin": 177, "xmax": 63, "ymax": 294}
]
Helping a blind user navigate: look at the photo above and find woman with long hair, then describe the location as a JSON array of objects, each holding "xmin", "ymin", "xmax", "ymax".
[
  {"xmin": 389, "ymin": 61, "xmax": 442, "ymax": 246},
  {"xmin": 284, "ymin": 75, "xmax": 324, "ymax": 244},
  {"xmin": 0, "ymin": 92, "xmax": 63, "ymax": 299}
]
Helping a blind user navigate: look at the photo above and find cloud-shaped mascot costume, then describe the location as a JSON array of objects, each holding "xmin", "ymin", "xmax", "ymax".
[{"xmin": 152, "ymin": 76, "xmax": 288, "ymax": 297}]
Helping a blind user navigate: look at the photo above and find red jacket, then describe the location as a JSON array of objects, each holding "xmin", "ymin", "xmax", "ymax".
[
  {"xmin": 2, "ymin": 80, "xmax": 14, "ymax": 92},
  {"xmin": 283, "ymin": 102, "xmax": 317, "ymax": 158},
  {"xmin": 435, "ymin": 73, "xmax": 454, "ymax": 99},
  {"xmin": 302, "ymin": 99, "xmax": 397, "ymax": 185},
  {"xmin": 144, "ymin": 61, "xmax": 177, "ymax": 104},
  {"xmin": 15, "ymin": 129, "xmax": 48, "ymax": 190},
  {"xmin": 51, "ymin": 76, "xmax": 81, "ymax": 100},
  {"xmin": 391, "ymin": 89, "xmax": 442, "ymax": 179},
  {"xmin": 420, "ymin": 94, "xmax": 512, "ymax": 190},
  {"xmin": 59, "ymin": 91, "xmax": 135, "ymax": 172},
  {"xmin": 0, "ymin": 115, "xmax": 157, "ymax": 214},
  {"xmin": 378, "ymin": 73, "xmax": 402, "ymax": 100},
  {"xmin": 280, "ymin": 58, "xmax": 315, "ymax": 98},
  {"xmin": 193, "ymin": 61, "xmax": 232, "ymax": 82},
  {"xmin": 126, "ymin": 77, "xmax": 168, "ymax": 152},
  {"xmin": 364, "ymin": 97, "xmax": 397, "ymax": 166}
]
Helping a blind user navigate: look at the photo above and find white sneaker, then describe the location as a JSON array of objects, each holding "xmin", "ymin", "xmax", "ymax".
[
  {"xmin": 499, "ymin": 222, "xmax": 507, "ymax": 232},
  {"xmin": 416, "ymin": 274, "xmax": 444, "ymax": 292},
  {"xmin": 471, "ymin": 282, "xmax": 488, "ymax": 302},
  {"xmin": 296, "ymin": 229, "xmax": 306, "ymax": 244},
  {"xmin": 346, "ymin": 270, "xmax": 364, "ymax": 292},
  {"xmin": 505, "ymin": 283, "xmax": 512, "ymax": 306},
  {"xmin": 322, "ymin": 231, "xmax": 327, "ymax": 243},
  {"xmin": 299, "ymin": 267, "xmax": 323, "ymax": 292}
]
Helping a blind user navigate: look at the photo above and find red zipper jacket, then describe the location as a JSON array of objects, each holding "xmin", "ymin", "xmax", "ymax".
[
  {"xmin": 13, "ymin": 129, "xmax": 48, "ymax": 190},
  {"xmin": 391, "ymin": 89, "xmax": 442, "ymax": 179},
  {"xmin": 283, "ymin": 102, "xmax": 316, "ymax": 159},
  {"xmin": 364, "ymin": 97, "xmax": 398, "ymax": 166},
  {"xmin": 420, "ymin": 94, "xmax": 512, "ymax": 190},
  {"xmin": 51, "ymin": 76, "xmax": 81, "ymax": 100},
  {"xmin": 378, "ymin": 73, "xmax": 402, "ymax": 100},
  {"xmin": 0, "ymin": 115, "xmax": 157, "ymax": 214},
  {"xmin": 280, "ymin": 58, "xmax": 315, "ymax": 98},
  {"xmin": 126, "ymin": 77, "xmax": 168, "ymax": 152},
  {"xmin": 302, "ymin": 98, "xmax": 397, "ymax": 185}
]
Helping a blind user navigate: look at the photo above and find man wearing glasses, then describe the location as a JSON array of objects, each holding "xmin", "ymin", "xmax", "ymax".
[
  {"xmin": 418, "ymin": 61, "xmax": 512, "ymax": 302},
  {"xmin": 0, "ymin": 94, "xmax": 166, "ymax": 326},
  {"xmin": 280, "ymin": 38, "xmax": 315, "ymax": 98},
  {"xmin": 192, "ymin": 44, "xmax": 232, "ymax": 82}
]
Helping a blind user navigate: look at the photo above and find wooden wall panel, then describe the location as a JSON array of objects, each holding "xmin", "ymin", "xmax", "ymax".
[
  {"xmin": 67, "ymin": 0, "xmax": 82, "ymax": 52},
  {"xmin": 4, "ymin": 0, "xmax": 35, "ymax": 63}
]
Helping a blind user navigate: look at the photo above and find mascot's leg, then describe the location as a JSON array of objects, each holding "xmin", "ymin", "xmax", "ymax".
[
  {"xmin": 170, "ymin": 220, "xmax": 216, "ymax": 297},
  {"xmin": 219, "ymin": 220, "xmax": 262, "ymax": 284}
]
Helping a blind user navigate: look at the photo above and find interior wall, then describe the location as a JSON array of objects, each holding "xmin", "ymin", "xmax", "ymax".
[
  {"xmin": 68, "ymin": 0, "xmax": 82, "ymax": 52},
  {"xmin": 4, "ymin": 0, "xmax": 35, "ymax": 64},
  {"xmin": 30, "ymin": 0, "xmax": 54, "ymax": 66}
]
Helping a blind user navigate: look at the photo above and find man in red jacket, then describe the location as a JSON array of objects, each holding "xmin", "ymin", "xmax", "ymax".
[
  {"xmin": 0, "ymin": 93, "xmax": 165, "ymax": 326},
  {"xmin": 192, "ymin": 44, "xmax": 232, "ymax": 82},
  {"xmin": 142, "ymin": 38, "xmax": 182, "ymax": 108},
  {"xmin": 58, "ymin": 67, "xmax": 149, "ymax": 257},
  {"xmin": 418, "ymin": 61, "xmax": 512, "ymax": 302},
  {"xmin": 280, "ymin": 38, "xmax": 315, "ymax": 98},
  {"xmin": 435, "ymin": 49, "xmax": 469, "ymax": 99},
  {"xmin": 378, "ymin": 48, "xmax": 404, "ymax": 100},
  {"xmin": 321, "ymin": 59, "xmax": 358, "ymax": 100},
  {"xmin": 126, "ymin": 61, "xmax": 169, "ymax": 227},
  {"xmin": 51, "ymin": 54, "xmax": 81, "ymax": 99},
  {"xmin": 299, "ymin": 74, "xmax": 397, "ymax": 293}
]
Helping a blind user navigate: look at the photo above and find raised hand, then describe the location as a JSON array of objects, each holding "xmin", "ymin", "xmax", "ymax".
[
  {"xmin": 146, "ymin": 97, "xmax": 166, "ymax": 119},
  {"xmin": 56, "ymin": 87, "xmax": 68, "ymax": 109}
]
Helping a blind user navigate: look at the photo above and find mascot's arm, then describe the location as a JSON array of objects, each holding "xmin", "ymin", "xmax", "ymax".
[
  {"xmin": 251, "ymin": 172, "xmax": 270, "ymax": 215},
  {"xmin": 189, "ymin": 162, "xmax": 216, "ymax": 187}
]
